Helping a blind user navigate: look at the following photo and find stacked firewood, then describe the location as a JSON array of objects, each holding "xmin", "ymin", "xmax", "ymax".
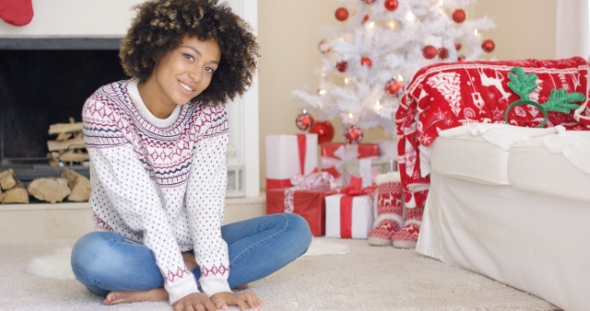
[
  {"xmin": 47, "ymin": 117, "xmax": 88, "ymax": 166},
  {"xmin": 0, "ymin": 168, "xmax": 91, "ymax": 204},
  {"xmin": 0, "ymin": 169, "xmax": 29, "ymax": 204}
]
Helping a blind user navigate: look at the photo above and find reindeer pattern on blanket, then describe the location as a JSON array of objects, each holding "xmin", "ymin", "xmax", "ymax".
[{"xmin": 396, "ymin": 57, "xmax": 590, "ymax": 208}]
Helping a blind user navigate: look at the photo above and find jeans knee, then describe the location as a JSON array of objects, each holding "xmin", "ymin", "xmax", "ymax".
[
  {"xmin": 285, "ymin": 214, "xmax": 312, "ymax": 252},
  {"xmin": 71, "ymin": 232, "xmax": 118, "ymax": 284}
]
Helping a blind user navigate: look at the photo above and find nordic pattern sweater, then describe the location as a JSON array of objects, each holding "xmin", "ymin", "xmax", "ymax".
[{"xmin": 82, "ymin": 79, "xmax": 230, "ymax": 303}]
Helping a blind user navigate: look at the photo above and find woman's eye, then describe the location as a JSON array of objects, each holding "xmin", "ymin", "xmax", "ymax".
[
  {"xmin": 183, "ymin": 54, "xmax": 194, "ymax": 61},
  {"xmin": 206, "ymin": 67, "xmax": 215, "ymax": 74}
]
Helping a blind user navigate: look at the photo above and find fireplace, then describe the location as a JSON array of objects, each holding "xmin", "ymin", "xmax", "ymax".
[{"xmin": 0, "ymin": 38, "xmax": 126, "ymax": 183}]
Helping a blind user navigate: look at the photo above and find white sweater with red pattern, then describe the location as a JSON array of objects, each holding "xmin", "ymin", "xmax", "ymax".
[{"xmin": 82, "ymin": 79, "xmax": 231, "ymax": 303}]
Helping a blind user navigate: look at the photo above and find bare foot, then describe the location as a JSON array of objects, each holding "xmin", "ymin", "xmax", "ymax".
[
  {"xmin": 103, "ymin": 288, "xmax": 169, "ymax": 305},
  {"xmin": 233, "ymin": 284, "xmax": 249, "ymax": 291},
  {"xmin": 182, "ymin": 252, "xmax": 199, "ymax": 271}
]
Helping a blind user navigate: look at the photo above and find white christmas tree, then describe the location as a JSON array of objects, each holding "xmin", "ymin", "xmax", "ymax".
[{"xmin": 293, "ymin": 0, "xmax": 495, "ymax": 140}]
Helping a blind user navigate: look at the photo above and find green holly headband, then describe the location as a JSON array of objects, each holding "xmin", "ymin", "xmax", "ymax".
[{"xmin": 504, "ymin": 66, "xmax": 585, "ymax": 128}]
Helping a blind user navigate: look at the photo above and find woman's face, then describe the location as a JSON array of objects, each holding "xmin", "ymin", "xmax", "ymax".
[{"xmin": 150, "ymin": 35, "xmax": 221, "ymax": 106}]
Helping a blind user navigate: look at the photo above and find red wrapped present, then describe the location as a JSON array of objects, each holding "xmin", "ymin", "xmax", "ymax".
[
  {"xmin": 321, "ymin": 143, "xmax": 379, "ymax": 179},
  {"xmin": 325, "ymin": 176, "xmax": 375, "ymax": 239},
  {"xmin": 266, "ymin": 134, "xmax": 318, "ymax": 190},
  {"xmin": 265, "ymin": 172, "xmax": 337, "ymax": 236}
]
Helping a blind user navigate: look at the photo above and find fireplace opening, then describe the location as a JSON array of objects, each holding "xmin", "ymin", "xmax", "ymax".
[{"xmin": 0, "ymin": 39, "xmax": 127, "ymax": 184}]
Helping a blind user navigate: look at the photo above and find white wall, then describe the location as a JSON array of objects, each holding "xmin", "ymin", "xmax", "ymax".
[{"xmin": 0, "ymin": 0, "xmax": 143, "ymax": 37}]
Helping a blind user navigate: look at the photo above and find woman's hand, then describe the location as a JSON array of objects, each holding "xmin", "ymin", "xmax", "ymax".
[
  {"xmin": 172, "ymin": 292, "xmax": 217, "ymax": 311},
  {"xmin": 210, "ymin": 291, "xmax": 263, "ymax": 311}
]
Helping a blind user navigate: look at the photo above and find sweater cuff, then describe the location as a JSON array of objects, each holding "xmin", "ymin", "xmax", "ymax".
[
  {"xmin": 200, "ymin": 276, "xmax": 232, "ymax": 297},
  {"xmin": 165, "ymin": 273, "xmax": 200, "ymax": 304}
]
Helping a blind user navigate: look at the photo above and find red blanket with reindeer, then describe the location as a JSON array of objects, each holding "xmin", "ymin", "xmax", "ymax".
[{"xmin": 396, "ymin": 56, "xmax": 590, "ymax": 208}]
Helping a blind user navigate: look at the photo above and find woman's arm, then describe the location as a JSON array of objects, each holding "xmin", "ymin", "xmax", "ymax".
[{"xmin": 185, "ymin": 107, "xmax": 232, "ymax": 297}]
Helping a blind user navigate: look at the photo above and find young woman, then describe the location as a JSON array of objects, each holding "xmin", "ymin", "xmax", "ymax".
[{"xmin": 70, "ymin": 1, "xmax": 312, "ymax": 310}]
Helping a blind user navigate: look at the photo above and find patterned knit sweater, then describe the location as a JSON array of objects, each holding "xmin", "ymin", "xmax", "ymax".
[{"xmin": 82, "ymin": 79, "xmax": 231, "ymax": 303}]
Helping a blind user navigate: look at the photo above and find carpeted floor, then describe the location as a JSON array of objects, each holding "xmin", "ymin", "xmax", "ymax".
[{"xmin": 0, "ymin": 238, "xmax": 559, "ymax": 311}]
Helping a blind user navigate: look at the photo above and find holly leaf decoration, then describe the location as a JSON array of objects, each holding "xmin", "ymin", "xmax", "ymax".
[
  {"xmin": 543, "ymin": 89, "xmax": 584, "ymax": 114},
  {"xmin": 507, "ymin": 67, "xmax": 538, "ymax": 100}
]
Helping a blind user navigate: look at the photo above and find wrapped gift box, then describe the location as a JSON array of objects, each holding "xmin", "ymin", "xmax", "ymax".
[
  {"xmin": 266, "ymin": 188, "xmax": 337, "ymax": 236},
  {"xmin": 342, "ymin": 158, "xmax": 396, "ymax": 187},
  {"xmin": 325, "ymin": 194, "xmax": 374, "ymax": 239},
  {"xmin": 321, "ymin": 143, "xmax": 379, "ymax": 179},
  {"xmin": 266, "ymin": 134, "xmax": 318, "ymax": 190}
]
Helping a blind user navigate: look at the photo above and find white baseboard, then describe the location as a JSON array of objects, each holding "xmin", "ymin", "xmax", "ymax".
[{"xmin": 0, "ymin": 194, "xmax": 266, "ymax": 242}]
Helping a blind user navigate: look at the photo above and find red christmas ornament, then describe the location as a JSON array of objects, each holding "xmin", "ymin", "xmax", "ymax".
[
  {"xmin": 438, "ymin": 47, "xmax": 449, "ymax": 60},
  {"xmin": 295, "ymin": 111, "xmax": 315, "ymax": 131},
  {"xmin": 458, "ymin": 55, "xmax": 466, "ymax": 62},
  {"xmin": 344, "ymin": 125, "xmax": 364, "ymax": 144},
  {"xmin": 360, "ymin": 56, "xmax": 372, "ymax": 67},
  {"xmin": 0, "ymin": 0, "xmax": 34, "ymax": 26},
  {"xmin": 362, "ymin": 14, "xmax": 369, "ymax": 24},
  {"xmin": 318, "ymin": 39, "xmax": 331, "ymax": 54},
  {"xmin": 482, "ymin": 39, "xmax": 495, "ymax": 53},
  {"xmin": 422, "ymin": 45, "xmax": 437, "ymax": 59},
  {"xmin": 452, "ymin": 8, "xmax": 467, "ymax": 23},
  {"xmin": 385, "ymin": 79, "xmax": 404, "ymax": 97},
  {"xmin": 336, "ymin": 61, "xmax": 348, "ymax": 72},
  {"xmin": 384, "ymin": 0, "xmax": 399, "ymax": 11},
  {"xmin": 363, "ymin": 0, "xmax": 377, "ymax": 4},
  {"xmin": 335, "ymin": 7, "xmax": 349, "ymax": 21},
  {"xmin": 454, "ymin": 42, "xmax": 462, "ymax": 51},
  {"xmin": 310, "ymin": 121, "xmax": 335, "ymax": 144}
]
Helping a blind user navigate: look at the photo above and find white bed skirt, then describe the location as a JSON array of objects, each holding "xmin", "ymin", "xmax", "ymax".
[{"xmin": 416, "ymin": 172, "xmax": 590, "ymax": 311}]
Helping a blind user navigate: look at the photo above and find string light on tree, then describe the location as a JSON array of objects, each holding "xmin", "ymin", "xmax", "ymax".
[{"xmin": 335, "ymin": 7, "xmax": 349, "ymax": 21}]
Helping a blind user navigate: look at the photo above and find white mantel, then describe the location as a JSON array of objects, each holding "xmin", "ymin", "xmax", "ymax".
[{"xmin": 0, "ymin": 0, "xmax": 260, "ymax": 197}]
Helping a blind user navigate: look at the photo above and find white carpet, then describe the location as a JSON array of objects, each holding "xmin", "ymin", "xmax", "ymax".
[{"xmin": 0, "ymin": 238, "xmax": 558, "ymax": 311}]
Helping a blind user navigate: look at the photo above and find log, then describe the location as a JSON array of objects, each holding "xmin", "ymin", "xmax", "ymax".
[
  {"xmin": 48, "ymin": 122, "xmax": 83, "ymax": 135},
  {"xmin": 56, "ymin": 133, "xmax": 72, "ymax": 141},
  {"xmin": 47, "ymin": 136, "xmax": 85, "ymax": 152},
  {"xmin": 0, "ymin": 169, "xmax": 16, "ymax": 190},
  {"xmin": 2, "ymin": 187, "xmax": 29, "ymax": 204},
  {"xmin": 56, "ymin": 150, "xmax": 90, "ymax": 163},
  {"xmin": 27, "ymin": 178, "xmax": 71, "ymax": 204},
  {"xmin": 61, "ymin": 168, "xmax": 91, "ymax": 202}
]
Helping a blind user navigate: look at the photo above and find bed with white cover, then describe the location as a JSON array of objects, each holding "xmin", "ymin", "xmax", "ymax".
[{"xmin": 416, "ymin": 123, "xmax": 590, "ymax": 311}]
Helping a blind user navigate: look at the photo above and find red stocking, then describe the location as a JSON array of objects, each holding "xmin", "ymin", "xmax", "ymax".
[
  {"xmin": 368, "ymin": 172, "xmax": 403, "ymax": 246},
  {"xmin": 0, "ymin": 0, "xmax": 34, "ymax": 26},
  {"xmin": 391, "ymin": 205, "xmax": 425, "ymax": 249}
]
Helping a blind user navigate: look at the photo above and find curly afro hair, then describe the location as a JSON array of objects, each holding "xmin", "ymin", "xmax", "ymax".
[{"xmin": 119, "ymin": 0, "xmax": 259, "ymax": 105}]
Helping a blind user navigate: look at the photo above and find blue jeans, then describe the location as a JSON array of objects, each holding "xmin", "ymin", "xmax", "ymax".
[{"xmin": 71, "ymin": 214, "xmax": 311, "ymax": 297}]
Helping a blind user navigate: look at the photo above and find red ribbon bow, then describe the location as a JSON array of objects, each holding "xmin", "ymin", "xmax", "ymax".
[
  {"xmin": 337, "ymin": 175, "xmax": 375, "ymax": 238},
  {"xmin": 339, "ymin": 175, "xmax": 376, "ymax": 197}
]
